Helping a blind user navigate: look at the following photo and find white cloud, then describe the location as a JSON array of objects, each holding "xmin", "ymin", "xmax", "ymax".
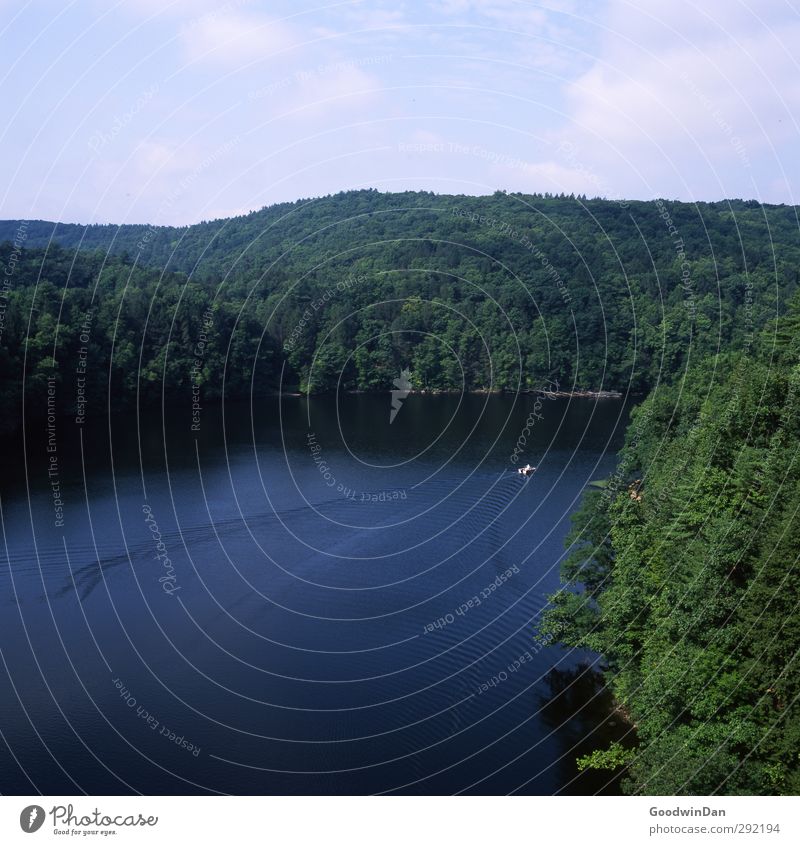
[
  {"xmin": 493, "ymin": 157, "xmax": 611, "ymax": 197},
  {"xmin": 115, "ymin": 0, "xmax": 257, "ymax": 20},
  {"xmin": 435, "ymin": 0, "xmax": 545, "ymax": 26},
  {"xmin": 246, "ymin": 57, "xmax": 387, "ymax": 123},
  {"xmin": 524, "ymin": 0, "xmax": 800, "ymax": 201},
  {"xmin": 342, "ymin": 2, "xmax": 408, "ymax": 31},
  {"xmin": 291, "ymin": 64, "xmax": 382, "ymax": 116},
  {"xmin": 133, "ymin": 139, "xmax": 178, "ymax": 176},
  {"xmin": 179, "ymin": 10, "xmax": 296, "ymax": 67}
]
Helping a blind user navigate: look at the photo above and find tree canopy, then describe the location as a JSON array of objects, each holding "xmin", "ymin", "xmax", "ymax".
[{"xmin": 2, "ymin": 190, "xmax": 797, "ymax": 427}]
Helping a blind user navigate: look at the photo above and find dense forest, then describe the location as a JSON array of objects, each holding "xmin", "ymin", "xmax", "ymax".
[
  {"xmin": 1, "ymin": 190, "xmax": 798, "ymax": 428},
  {"xmin": 541, "ymin": 300, "xmax": 800, "ymax": 794},
  {"xmin": 2, "ymin": 189, "xmax": 799, "ymax": 794}
]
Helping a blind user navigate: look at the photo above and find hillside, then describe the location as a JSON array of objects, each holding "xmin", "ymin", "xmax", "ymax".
[
  {"xmin": 542, "ymin": 301, "xmax": 800, "ymax": 794},
  {"xmin": 1, "ymin": 191, "xmax": 798, "ymax": 424}
]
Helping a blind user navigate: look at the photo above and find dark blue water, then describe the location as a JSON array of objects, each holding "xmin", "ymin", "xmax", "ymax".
[{"xmin": 0, "ymin": 393, "xmax": 632, "ymax": 795}]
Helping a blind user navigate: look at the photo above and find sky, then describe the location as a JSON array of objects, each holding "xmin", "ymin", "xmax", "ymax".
[{"xmin": 0, "ymin": 0, "xmax": 798, "ymax": 225}]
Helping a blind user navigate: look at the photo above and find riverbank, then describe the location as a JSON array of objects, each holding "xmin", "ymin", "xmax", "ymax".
[
  {"xmin": 4, "ymin": 386, "xmax": 629, "ymax": 436},
  {"xmin": 332, "ymin": 387, "xmax": 625, "ymax": 398}
]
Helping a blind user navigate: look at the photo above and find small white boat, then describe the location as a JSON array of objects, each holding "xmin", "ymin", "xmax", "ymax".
[{"xmin": 517, "ymin": 464, "xmax": 536, "ymax": 476}]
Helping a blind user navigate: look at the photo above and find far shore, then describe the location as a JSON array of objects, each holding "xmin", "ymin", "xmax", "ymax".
[{"xmin": 290, "ymin": 388, "xmax": 626, "ymax": 399}]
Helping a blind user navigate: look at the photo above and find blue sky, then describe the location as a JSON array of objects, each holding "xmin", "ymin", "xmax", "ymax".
[{"xmin": 0, "ymin": 0, "xmax": 798, "ymax": 224}]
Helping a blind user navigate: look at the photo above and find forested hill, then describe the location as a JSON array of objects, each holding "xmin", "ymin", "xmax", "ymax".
[
  {"xmin": 1, "ymin": 191, "xmax": 799, "ymax": 424},
  {"xmin": 541, "ymin": 300, "xmax": 800, "ymax": 795},
  {"xmin": 3, "ymin": 192, "xmax": 800, "ymax": 794},
  {"xmin": 2, "ymin": 192, "xmax": 798, "ymax": 289}
]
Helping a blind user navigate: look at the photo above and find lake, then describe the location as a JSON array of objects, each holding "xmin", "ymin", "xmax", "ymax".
[{"xmin": 0, "ymin": 392, "xmax": 633, "ymax": 795}]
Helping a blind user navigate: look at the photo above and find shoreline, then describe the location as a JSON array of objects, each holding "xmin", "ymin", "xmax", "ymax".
[
  {"xmin": 326, "ymin": 388, "xmax": 626, "ymax": 399},
  {"xmin": 4, "ymin": 388, "xmax": 628, "ymax": 435}
]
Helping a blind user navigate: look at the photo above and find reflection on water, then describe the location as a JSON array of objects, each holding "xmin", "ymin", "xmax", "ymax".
[
  {"xmin": 0, "ymin": 393, "xmax": 633, "ymax": 794},
  {"xmin": 538, "ymin": 664, "xmax": 636, "ymax": 795}
]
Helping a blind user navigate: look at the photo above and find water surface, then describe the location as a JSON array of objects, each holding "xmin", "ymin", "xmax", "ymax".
[{"xmin": 0, "ymin": 393, "xmax": 633, "ymax": 794}]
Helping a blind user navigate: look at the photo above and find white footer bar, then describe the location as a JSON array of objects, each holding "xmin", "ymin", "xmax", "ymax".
[{"xmin": 1, "ymin": 796, "xmax": 797, "ymax": 844}]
